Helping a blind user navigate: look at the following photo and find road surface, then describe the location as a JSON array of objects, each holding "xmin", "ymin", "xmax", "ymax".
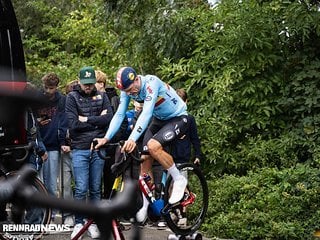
[{"xmin": 40, "ymin": 215, "xmax": 210, "ymax": 240}]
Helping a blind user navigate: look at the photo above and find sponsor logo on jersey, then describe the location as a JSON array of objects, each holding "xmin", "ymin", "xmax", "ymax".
[
  {"xmin": 164, "ymin": 131, "xmax": 174, "ymax": 141},
  {"xmin": 147, "ymin": 85, "xmax": 153, "ymax": 94},
  {"xmin": 137, "ymin": 126, "xmax": 143, "ymax": 133},
  {"xmin": 145, "ymin": 96, "xmax": 152, "ymax": 101}
]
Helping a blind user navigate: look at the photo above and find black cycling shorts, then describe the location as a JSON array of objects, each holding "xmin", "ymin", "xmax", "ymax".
[{"xmin": 141, "ymin": 115, "xmax": 189, "ymax": 155}]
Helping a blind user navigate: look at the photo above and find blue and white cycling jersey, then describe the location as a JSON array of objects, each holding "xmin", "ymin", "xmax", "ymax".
[{"xmin": 104, "ymin": 75, "xmax": 187, "ymax": 142}]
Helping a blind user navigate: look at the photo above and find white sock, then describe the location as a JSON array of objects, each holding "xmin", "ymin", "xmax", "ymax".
[{"xmin": 167, "ymin": 164, "xmax": 181, "ymax": 181}]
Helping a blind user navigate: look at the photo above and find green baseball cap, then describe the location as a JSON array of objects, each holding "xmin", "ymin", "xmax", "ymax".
[{"xmin": 79, "ymin": 66, "xmax": 96, "ymax": 84}]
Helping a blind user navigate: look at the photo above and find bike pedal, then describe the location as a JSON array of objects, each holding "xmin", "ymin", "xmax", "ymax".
[{"xmin": 181, "ymin": 192, "xmax": 196, "ymax": 207}]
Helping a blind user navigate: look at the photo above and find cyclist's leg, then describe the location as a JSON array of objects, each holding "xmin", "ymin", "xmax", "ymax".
[
  {"xmin": 136, "ymin": 154, "xmax": 153, "ymax": 223},
  {"xmin": 139, "ymin": 123, "xmax": 158, "ymax": 183},
  {"xmin": 133, "ymin": 124, "xmax": 156, "ymax": 222},
  {"xmin": 148, "ymin": 140, "xmax": 186, "ymax": 204},
  {"xmin": 147, "ymin": 116, "xmax": 189, "ymax": 204}
]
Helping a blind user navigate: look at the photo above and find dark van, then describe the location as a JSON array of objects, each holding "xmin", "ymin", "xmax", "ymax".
[{"xmin": 0, "ymin": 0, "xmax": 29, "ymax": 160}]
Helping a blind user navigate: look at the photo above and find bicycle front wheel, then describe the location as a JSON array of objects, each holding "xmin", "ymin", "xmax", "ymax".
[
  {"xmin": 163, "ymin": 163, "xmax": 208, "ymax": 236},
  {"xmin": 0, "ymin": 171, "xmax": 52, "ymax": 240}
]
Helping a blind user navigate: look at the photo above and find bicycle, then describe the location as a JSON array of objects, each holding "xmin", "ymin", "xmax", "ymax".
[
  {"xmin": 0, "ymin": 143, "xmax": 51, "ymax": 240},
  {"xmin": 0, "ymin": 165, "xmax": 140, "ymax": 240},
  {"xmin": 71, "ymin": 141, "xmax": 143, "ymax": 240},
  {"xmin": 96, "ymin": 141, "xmax": 209, "ymax": 240}
]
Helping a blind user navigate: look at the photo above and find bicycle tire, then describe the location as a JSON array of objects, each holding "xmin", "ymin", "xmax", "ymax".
[
  {"xmin": 0, "ymin": 171, "xmax": 52, "ymax": 240},
  {"xmin": 163, "ymin": 163, "xmax": 208, "ymax": 236}
]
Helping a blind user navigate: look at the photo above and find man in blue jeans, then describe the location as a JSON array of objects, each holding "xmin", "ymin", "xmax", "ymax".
[{"xmin": 66, "ymin": 66, "xmax": 113, "ymax": 239}]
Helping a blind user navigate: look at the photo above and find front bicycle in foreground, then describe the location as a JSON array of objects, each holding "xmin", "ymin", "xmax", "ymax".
[
  {"xmin": 0, "ymin": 144, "xmax": 51, "ymax": 240},
  {"xmin": 0, "ymin": 166, "xmax": 139, "ymax": 240}
]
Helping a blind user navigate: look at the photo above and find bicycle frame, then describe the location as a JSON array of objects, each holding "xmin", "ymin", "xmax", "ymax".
[
  {"xmin": 71, "ymin": 175, "xmax": 126, "ymax": 240},
  {"xmin": 72, "ymin": 141, "xmax": 141, "ymax": 240}
]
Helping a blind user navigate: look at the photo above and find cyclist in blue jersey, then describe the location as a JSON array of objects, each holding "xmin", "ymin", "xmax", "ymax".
[{"xmin": 94, "ymin": 66, "xmax": 189, "ymax": 222}]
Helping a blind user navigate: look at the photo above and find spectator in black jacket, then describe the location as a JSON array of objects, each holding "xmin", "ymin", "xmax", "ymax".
[
  {"xmin": 172, "ymin": 89, "xmax": 202, "ymax": 165},
  {"xmin": 66, "ymin": 66, "xmax": 113, "ymax": 239}
]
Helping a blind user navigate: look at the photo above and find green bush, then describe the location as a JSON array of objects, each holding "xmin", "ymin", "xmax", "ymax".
[{"xmin": 203, "ymin": 164, "xmax": 320, "ymax": 239}]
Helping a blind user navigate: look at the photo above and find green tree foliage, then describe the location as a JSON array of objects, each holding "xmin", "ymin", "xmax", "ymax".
[
  {"xmin": 103, "ymin": 0, "xmax": 208, "ymax": 73},
  {"xmin": 12, "ymin": 0, "xmax": 126, "ymax": 88},
  {"xmin": 160, "ymin": 0, "xmax": 320, "ymax": 176},
  {"xmin": 12, "ymin": 0, "xmax": 205, "ymax": 87}
]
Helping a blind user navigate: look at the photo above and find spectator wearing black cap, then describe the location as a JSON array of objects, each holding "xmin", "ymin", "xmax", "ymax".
[{"xmin": 66, "ymin": 66, "xmax": 113, "ymax": 239}]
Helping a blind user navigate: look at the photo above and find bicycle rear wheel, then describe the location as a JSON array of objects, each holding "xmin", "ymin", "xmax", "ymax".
[
  {"xmin": 163, "ymin": 163, "xmax": 208, "ymax": 236},
  {"xmin": 0, "ymin": 171, "xmax": 52, "ymax": 240}
]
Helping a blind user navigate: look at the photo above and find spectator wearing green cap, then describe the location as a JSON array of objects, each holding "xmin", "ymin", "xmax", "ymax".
[{"xmin": 66, "ymin": 66, "xmax": 113, "ymax": 239}]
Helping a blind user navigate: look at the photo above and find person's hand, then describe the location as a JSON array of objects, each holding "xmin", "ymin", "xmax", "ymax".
[
  {"xmin": 38, "ymin": 118, "xmax": 51, "ymax": 126},
  {"xmin": 194, "ymin": 157, "xmax": 200, "ymax": 165},
  {"xmin": 78, "ymin": 116, "xmax": 88, "ymax": 122},
  {"xmin": 61, "ymin": 145, "xmax": 70, "ymax": 153},
  {"xmin": 41, "ymin": 152, "xmax": 48, "ymax": 162},
  {"xmin": 100, "ymin": 109, "xmax": 108, "ymax": 115},
  {"xmin": 92, "ymin": 138, "xmax": 108, "ymax": 150},
  {"xmin": 122, "ymin": 139, "xmax": 136, "ymax": 153}
]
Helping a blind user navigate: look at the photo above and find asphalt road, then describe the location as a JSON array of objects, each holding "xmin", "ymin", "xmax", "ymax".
[
  {"xmin": 42, "ymin": 223, "xmax": 208, "ymax": 240},
  {"xmin": 40, "ymin": 215, "xmax": 210, "ymax": 240}
]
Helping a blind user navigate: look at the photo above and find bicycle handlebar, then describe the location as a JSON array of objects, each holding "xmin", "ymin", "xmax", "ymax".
[
  {"xmin": 0, "ymin": 142, "xmax": 34, "ymax": 162},
  {"xmin": 93, "ymin": 140, "xmax": 143, "ymax": 164},
  {"xmin": 0, "ymin": 166, "xmax": 139, "ymax": 239},
  {"xmin": 0, "ymin": 142, "xmax": 34, "ymax": 152}
]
